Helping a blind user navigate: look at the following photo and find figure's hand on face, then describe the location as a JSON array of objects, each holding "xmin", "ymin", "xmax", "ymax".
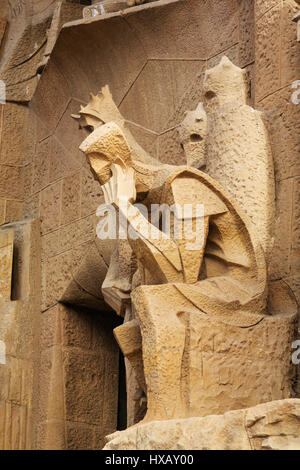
[
  {"xmin": 102, "ymin": 159, "xmax": 136, "ymax": 206},
  {"xmin": 79, "ymin": 122, "xmax": 133, "ymax": 185}
]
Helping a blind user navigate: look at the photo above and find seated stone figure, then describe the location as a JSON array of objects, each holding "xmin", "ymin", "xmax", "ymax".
[{"xmin": 78, "ymin": 57, "xmax": 296, "ymax": 425}]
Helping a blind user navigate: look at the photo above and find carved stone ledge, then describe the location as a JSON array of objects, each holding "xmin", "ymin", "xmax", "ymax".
[{"xmin": 104, "ymin": 399, "xmax": 300, "ymax": 450}]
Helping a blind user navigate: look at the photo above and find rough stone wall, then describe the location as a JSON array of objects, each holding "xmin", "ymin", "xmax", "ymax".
[
  {"xmin": 254, "ymin": 0, "xmax": 300, "ymax": 393},
  {"xmin": 36, "ymin": 304, "xmax": 119, "ymax": 449},
  {"xmin": 0, "ymin": 220, "xmax": 41, "ymax": 450},
  {"xmin": 0, "ymin": 0, "xmax": 299, "ymax": 449}
]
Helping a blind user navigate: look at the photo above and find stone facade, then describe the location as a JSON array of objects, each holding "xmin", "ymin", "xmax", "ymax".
[{"xmin": 0, "ymin": 0, "xmax": 299, "ymax": 450}]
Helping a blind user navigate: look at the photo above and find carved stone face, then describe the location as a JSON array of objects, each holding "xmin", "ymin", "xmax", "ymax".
[
  {"xmin": 178, "ymin": 103, "xmax": 207, "ymax": 169},
  {"xmin": 203, "ymin": 56, "xmax": 248, "ymax": 111},
  {"xmin": 79, "ymin": 122, "xmax": 132, "ymax": 184}
]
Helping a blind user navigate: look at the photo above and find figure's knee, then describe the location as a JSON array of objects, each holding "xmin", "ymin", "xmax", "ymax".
[
  {"xmin": 131, "ymin": 284, "xmax": 186, "ymax": 340},
  {"xmin": 132, "ymin": 284, "xmax": 175, "ymax": 316}
]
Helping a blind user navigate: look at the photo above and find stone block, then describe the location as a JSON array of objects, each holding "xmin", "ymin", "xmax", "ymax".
[
  {"xmin": 59, "ymin": 214, "xmax": 95, "ymax": 253},
  {"xmin": 23, "ymin": 194, "xmax": 40, "ymax": 220},
  {"xmin": 0, "ymin": 199, "xmax": 5, "ymax": 225},
  {"xmin": 120, "ymin": 61, "xmax": 176, "ymax": 134},
  {"xmin": 158, "ymin": 127, "xmax": 185, "ymax": 166},
  {"xmin": 7, "ymin": 357, "xmax": 22, "ymax": 404},
  {"xmin": 124, "ymin": 122, "xmax": 158, "ymax": 160},
  {"xmin": 0, "ymin": 367, "xmax": 10, "ymax": 401},
  {"xmin": 66, "ymin": 421, "xmax": 94, "ymax": 450},
  {"xmin": 61, "ymin": 172, "xmax": 81, "ymax": 225},
  {"xmin": 0, "ymin": 104, "xmax": 31, "ymax": 166},
  {"xmin": 239, "ymin": 0, "xmax": 255, "ymax": 67},
  {"xmin": 63, "ymin": 348, "xmax": 105, "ymax": 426},
  {"xmin": 54, "ymin": 98, "xmax": 87, "ymax": 158},
  {"xmin": 255, "ymin": 4, "xmax": 281, "ymax": 102},
  {"xmin": 4, "ymin": 200, "xmax": 23, "ymax": 224},
  {"xmin": 254, "ymin": 0, "xmax": 280, "ymax": 20},
  {"xmin": 40, "ymin": 182, "xmax": 61, "ymax": 235},
  {"xmin": 32, "ymin": 138, "xmax": 51, "ymax": 193},
  {"xmin": 291, "ymin": 177, "xmax": 300, "ymax": 276},
  {"xmin": 258, "ymin": 86, "xmax": 300, "ymax": 181},
  {"xmin": 41, "ymin": 230, "xmax": 61, "ymax": 261},
  {"xmin": 31, "ymin": 60, "xmax": 70, "ymax": 138},
  {"xmin": 60, "ymin": 304, "xmax": 92, "ymax": 349},
  {"xmin": 269, "ymin": 179, "xmax": 293, "ymax": 280},
  {"xmin": 246, "ymin": 399, "xmax": 300, "ymax": 450},
  {"xmin": 39, "ymin": 346, "xmax": 65, "ymax": 424},
  {"xmin": 125, "ymin": 0, "xmax": 238, "ymax": 59},
  {"xmin": 80, "ymin": 166, "xmax": 104, "ymax": 217},
  {"xmin": 48, "ymin": 136, "xmax": 68, "ymax": 183},
  {"xmin": 280, "ymin": 0, "xmax": 300, "ymax": 87},
  {"xmin": 40, "ymin": 305, "xmax": 61, "ymax": 351},
  {"xmin": 0, "ymin": 228, "xmax": 14, "ymax": 300},
  {"xmin": 0, "ymin": 165, "xmax": 23, "ymax": 200},
  {"xmin": 104, "ymin": 399, "xmax": 300, "ymax": 450},
  {"xmin": 10, "ymin": 404, "xmax": 27, "ymax": 450},
  {"xmin": 0, "ymin": 17, "xmax": 6, "ymax": 47},
  {"xmin": 42, "ymin": 250, "xmax": 73, "ymax": 310},
  {"xmin": 36, "ymin": 419, "xmax": 65, "ymax": 450}
]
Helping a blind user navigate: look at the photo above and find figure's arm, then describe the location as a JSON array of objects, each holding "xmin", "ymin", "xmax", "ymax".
[
  {"xmin": 103, "ymin": 163, "xmax": 184, "ymax": 284},
  {"xmin": 119, "ymin": 200, "xmax": 184, "ymax": 284}
]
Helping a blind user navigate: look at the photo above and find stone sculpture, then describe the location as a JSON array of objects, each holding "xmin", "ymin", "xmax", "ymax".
[{"xmin": 77, "ymin": 58, "xmax": 297, "ymax": 430}]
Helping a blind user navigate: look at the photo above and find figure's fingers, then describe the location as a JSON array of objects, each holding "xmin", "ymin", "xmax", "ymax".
[{"xmin": 111, "ymin": 162, "xmax": 127, "ymax": 181}]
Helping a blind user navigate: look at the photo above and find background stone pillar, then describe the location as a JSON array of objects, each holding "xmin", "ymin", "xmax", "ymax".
[{"xmin": 254, "ymin": 0, "xmax": 300, "ymax": 395}]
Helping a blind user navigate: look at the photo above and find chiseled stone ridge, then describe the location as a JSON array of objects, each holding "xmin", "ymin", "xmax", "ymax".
[{"xmin": 104, "ymin": 399, "xmax": 300, "ymax": 450}]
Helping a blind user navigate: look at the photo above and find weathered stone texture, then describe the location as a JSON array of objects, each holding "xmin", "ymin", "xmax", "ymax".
[
  {"xmin": 239, "ymin": 0, "xmax": 254, "ymax": 67},
  {"xmin": 255, "ymin": 4, "xmax": 281, "ymax": 102},
  {"xmin": 0, "ymin": 0, "xmax": 299, "ymax": 451},
  {"xmin": 61, "ymin": 172, "xmax": 81, "ymax": 225},
  {"xmin": 4, "ymin": 200, "xmax": 23, "ymax": 224},
  {"xmin": 38, "ymin": 304, "xmax": 120, "ymax": 449},
  {"xmin": 0, "ymin": 17, "xmax": 6, "ymax": 48},
  {"xmin": 120, "ymin": 61, "xmax": 178, "ymax": 134},
  {"xmin": 255, "ymin": 0, "xmax": 280, "ymax": 20},
  {"xmin": 280, "ymin": 0, "xmax": 300, "ymax": 88},
  {"xmin": 268, "ymin": 180, "xmax": 293, "ymax": 280},
  {"xmin": 0, "ymin": 221, "xmax": 41, "ymax": 449},
  {"xmin": 253, "ymin": 0, "xmax": 300, "ymax": 308},
  {"xmin": 33, "ymin": 139, "xmax": 51, "ymax": 194},
  {"xmin": 123, "ymin": 122, "xmax": 158, "ymax": 160},
  {"xmin": 255, "ymin": 1, "xmax": 300, "ymax": 103},
  {"xmin": 124, "ymin": 0, "xmax": 239, "ymax": 59},
  {"xmin": 61, "ymin": 216, "xmax": 95, "ymax": 252},
  {"xmin": 104, "ymin": 399, "xmax": 300, "ymax": 450},
  {"xmin": 0, "ymin": 199, "xmax": 5, "ymax": 224},
  {"xmin": 0, "ymin": 166, "xmax": 23, "ymax": 200},
  {"xmin": 40, "ymin": 182, "xmax": 61, "ymax": 235},
  {"xmin": 42, "ymin": 250, "xmax": 73, "ymax": 310},
  {"xmin": 0, "ymin": 104, "xmax": 32, "ymax": 166},
  {"xmin": 258, "ymin": 86, "xmax": 300, "ymax": 182},
  {"xmin": 158, "ymin": 127, "xmax": 185, "ymax": 166},
  {"xmin": 292, "ymin": 177, "xmax": 300, "ymax": 277},
  {"xmin": 0, "ymin": 228, "xmax": 14, "ymax": 300}
]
